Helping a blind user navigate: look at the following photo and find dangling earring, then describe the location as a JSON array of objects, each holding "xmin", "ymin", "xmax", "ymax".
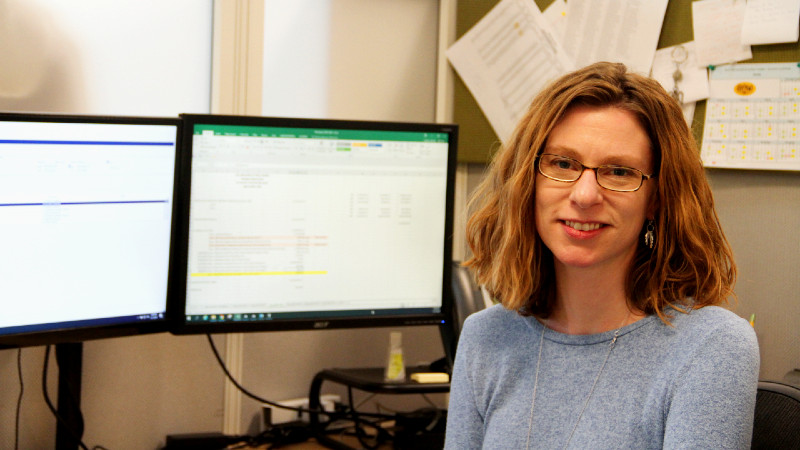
[{"xmin": 644, "ymin": 220, "xmax": 655, "ymax": 249}]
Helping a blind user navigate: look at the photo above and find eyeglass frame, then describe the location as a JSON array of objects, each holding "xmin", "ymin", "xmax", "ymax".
[{"xmin": 536, "ymin": 153, "xmax": 655, "ymax": 192}]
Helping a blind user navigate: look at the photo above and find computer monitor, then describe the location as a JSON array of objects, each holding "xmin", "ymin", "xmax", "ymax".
[
  {"xmin": 170, "ymin": 114, "xmax": 458, "ymax": 344},
  {"xmin": 0, "ymin": 112, "xmax": 181, "ymax": 348}
]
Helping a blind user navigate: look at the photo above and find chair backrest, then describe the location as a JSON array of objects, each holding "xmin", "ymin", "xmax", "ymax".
[
  {"xmin": 450, "ymin": 261, "xmax": 490, "ymax": 338},
  {"xmin": 751, "ymin": 380, "xmax": 800, "ymax": 449}
]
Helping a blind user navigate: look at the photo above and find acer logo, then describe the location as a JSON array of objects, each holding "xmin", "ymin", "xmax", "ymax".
[{"xmin": 313, "ymin": 321, "xmax": 330, "ymax": 329}]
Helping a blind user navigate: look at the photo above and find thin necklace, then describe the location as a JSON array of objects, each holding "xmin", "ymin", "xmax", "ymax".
[{"xmin": 525, "ymin": 313, "xmax": 630, "ymax": 450}]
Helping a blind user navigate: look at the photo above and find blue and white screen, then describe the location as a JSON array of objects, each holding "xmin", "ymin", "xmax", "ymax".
[{"xmin": 0, "ymin": 119, "xmax": 178, "ymax": 336}]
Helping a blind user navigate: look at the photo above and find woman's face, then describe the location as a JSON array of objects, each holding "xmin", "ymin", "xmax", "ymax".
[{"xmin": 534, "ymin": 105, "xmax": 656, "ymax": 272}]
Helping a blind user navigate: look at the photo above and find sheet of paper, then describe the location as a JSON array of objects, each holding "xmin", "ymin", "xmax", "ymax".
[
  {"xmin": 446, "ymin": 0, "xmax": 574, "ymax": 143},
  {"xmin": 692, "ymin": 0, "xmax": 752, "ymax": 67},
  {"xmin": 682, "ymin": 102, "xmax": 697, "ymax": 126},
  {"xmin": 561, "ymin": 0, "xmax": 668, "ymax": 75},
  {"xmin": 702, "ymin": 63, "xmax": 800, "ymax": 170},
  {"xmin": 651, "ymin": 42, "xmax": 709, "ymax": 104},
  {"xmin": 542, "ymin": 0, "xmax": 567, "ymax": 41},
  {"xmin": 741, "ymin": 0, "xmax": 800, "ymax": 45}
]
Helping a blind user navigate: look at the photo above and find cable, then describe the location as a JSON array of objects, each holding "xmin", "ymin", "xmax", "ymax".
[
  {"xmin": 15, "ymin": 348, "xmax": 23, "ymax": 450},
  {"xmin": 348, "ymin": 385, "xmax": 379, "ymax": 450},
  {"xmin": 204, "ymin": 334, "xmax": 395, "ymax": 421},
  {"xmin": 205, "ymin": 334, "xmax": 308, "ymax": 413},
  {"xmin": 353, "ymin": 392, "xmax": 377, "ymax": 410},
  {"xmin": 42, "ymin": 345, "xmax": 89, "ymax": 450},
  {"xmin": 420, "ymin": 393, "xmax": 440, "ymax": 410}
]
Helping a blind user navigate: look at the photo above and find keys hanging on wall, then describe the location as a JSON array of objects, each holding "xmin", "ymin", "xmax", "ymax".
[{"xmin": 670, "ymin": 45, "xmax": 688, "ymax": 104}]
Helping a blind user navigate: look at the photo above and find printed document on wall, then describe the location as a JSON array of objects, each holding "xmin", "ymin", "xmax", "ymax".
[
  {"xmin": 702, "ymin": 63, "xmax": 800, "ymax": 171},
  {"xmin": 692, "ymin": 0, "xmax": 752, "ymax": 67},
  {"xmin": 446, "ymin": 0, "xmax": 573, "ymax": 143},
  {"xmin": 561, "ymin": 0, "xmax": 668, "ymax": 75},
  {"xmin": 542, "ymin": 0, "xmax": 567, "ymax": 41},
  {"xmin": 740, "ymin": 0, "xmax": 800, "ymax": 45}
]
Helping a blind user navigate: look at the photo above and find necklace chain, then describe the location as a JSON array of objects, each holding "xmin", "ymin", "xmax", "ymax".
[{"xmin": 525, "ymin": 314, "xmax": 629, "ymax": 450}]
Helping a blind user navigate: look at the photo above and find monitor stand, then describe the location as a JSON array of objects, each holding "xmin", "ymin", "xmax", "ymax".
[
  {"xmin": 308, "ymin": 365, "xmax": 450, "ymax": 450},
  {"xmin": 55, "ymin": 342, "xmax": 83, "ymax": 450}
]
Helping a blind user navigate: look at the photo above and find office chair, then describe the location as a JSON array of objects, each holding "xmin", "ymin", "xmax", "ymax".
[
  {"xmin": 751, "ymin": 380, "xmax": 800, "ymax": 449},
  {"xmin": 451, "ymin": 261, "xmax": 492, "ymax": 338}
]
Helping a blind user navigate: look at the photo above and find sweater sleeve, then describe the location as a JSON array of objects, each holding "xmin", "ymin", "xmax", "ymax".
[
  {"xmin": 663, "ymin": 313, "xmax": 760, "ymax": 449},
  {"xmin": 444, "ymin": 315, "xmax": 485, "ymax": 449}
]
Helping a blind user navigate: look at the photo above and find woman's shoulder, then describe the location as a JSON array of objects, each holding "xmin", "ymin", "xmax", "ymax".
[
  {"xmin": 673, "ymin": 305, "xmax": 753, "ymax": 333},
  {"xmin": 459, "ymin": 303, "xmax": 535, "ymax": 345},
  {"xmin": 668, "ymin": 305, "xmax": 759, "ymax": 358},
  {"xmin": 463, "ymin": 302, "xmax": 522, "ymax": 329}
]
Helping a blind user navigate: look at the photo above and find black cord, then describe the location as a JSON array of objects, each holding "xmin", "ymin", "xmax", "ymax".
[
  {"xmin": 42, "ymin": 345, "xmax": 90, "ymax": 450},
  {"xmin": 205, "ymin": 334, "xmax": 309, "ymax": 413},
  {"xmin": 204, "ymin": 334, "xmax": 396, "ymax": 421},
  {"xmin": 348, "ymin": 385, "xmax": 381, "ymax": 450},
  {"xmin": 15, "ymin": 348, "xmax": 23, "ymax": 450}
]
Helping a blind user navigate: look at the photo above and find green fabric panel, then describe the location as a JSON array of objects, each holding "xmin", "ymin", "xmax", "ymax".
[
  {"xmin": 453, "ymin": 0, "xmax": 504, "ymax": 163},
  {"xmin": 452, "ymin": 0, "xmax": 800, "ymax": 163}
]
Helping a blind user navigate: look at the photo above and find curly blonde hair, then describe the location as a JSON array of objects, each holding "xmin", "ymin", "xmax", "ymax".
[{"xmin": 464, "ymin": 62, "xmax": 736, "ymax": 322}]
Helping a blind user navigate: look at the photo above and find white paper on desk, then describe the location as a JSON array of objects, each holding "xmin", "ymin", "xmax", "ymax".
[
  {"xmin": 741, "ymin": 0, "xmax": 800, "ymax": 45},
  {"xmin": 542, "ymin": 0, "xmax": 567, "ymax": 41},
  {"xmin": 561, "ymin": 0, "xmax": 668, "ymax": 75},
  {"xmin": 651, "ymin": 42, "xmax": 709, "ymax": 104},
  {"xmin": 692, "ymin": 0, "xmax": 752, "ymax": 68},
  {"xmin": 446, "ymin": 0, "xmax": 574, "ymax": 143}
]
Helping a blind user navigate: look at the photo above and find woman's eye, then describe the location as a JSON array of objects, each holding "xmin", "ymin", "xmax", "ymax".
[
  {"xmin": 607, "ymin": 167, "xmax": 636, "ymax": 177},
  {"xmin": 552, "ymin": 158, "xmax": 577, "ymax": 170},
  {"xmin": 556, "ymin": 160, "xmax": 572, "ymax": 169}
]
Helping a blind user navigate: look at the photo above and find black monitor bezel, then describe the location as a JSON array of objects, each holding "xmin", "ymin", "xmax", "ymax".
[
  {"xmin": 169, "ymin": 113, "xmax": 458, "ymax": 335},
  {"xmin": 0, "ymin": 111, "xmax": 182, "ymax": 348}
]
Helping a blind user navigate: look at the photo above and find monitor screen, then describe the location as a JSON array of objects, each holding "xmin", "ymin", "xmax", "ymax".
[
  {"xmin": 0, "ymin": 112, "xmax": 181, "ymax": 347},
  {"xmin": 171, "ymin": 114, "xmax": 457, "ymax": 334}
]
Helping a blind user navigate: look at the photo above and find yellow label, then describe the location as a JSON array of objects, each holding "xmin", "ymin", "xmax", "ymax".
[
  {"xmin": 734, "ymin": 82, "xmax": 756, "ymax": 96},
  {"xmin": 385, "ymin": 352, "xmax": 405, "ymax": 380}
]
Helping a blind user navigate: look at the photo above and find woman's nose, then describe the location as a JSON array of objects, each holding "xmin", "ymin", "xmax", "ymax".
[{"xmin": 569, "ymin": 168, "xmax": 603, "ymax": 208}]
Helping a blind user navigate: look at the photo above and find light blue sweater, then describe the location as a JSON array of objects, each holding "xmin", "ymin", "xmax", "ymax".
[{"xmin": 445, "ymin": 304, "xmax": 760, "ymax": 449}]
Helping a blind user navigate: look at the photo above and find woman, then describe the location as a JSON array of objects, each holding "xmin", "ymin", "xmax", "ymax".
[{"xmin": 445, "ymin": 62, "xmax": 759, "ymax": 449}]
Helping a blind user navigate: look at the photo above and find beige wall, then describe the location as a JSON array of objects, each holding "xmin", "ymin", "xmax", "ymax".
[{"xmin": 708, "ymin": 169, "xmax": 800, "ymax": 381}]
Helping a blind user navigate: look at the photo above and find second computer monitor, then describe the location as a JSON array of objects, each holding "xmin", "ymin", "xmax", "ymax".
[{"xmin": 171, "ymin": 114, "xmax": 458, "ymax": 334}]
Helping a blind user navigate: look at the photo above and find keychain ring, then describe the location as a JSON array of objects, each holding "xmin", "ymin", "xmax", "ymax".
[{"xmin": 671, "ymin": 45, "xmax": 688, "ymax": 65}]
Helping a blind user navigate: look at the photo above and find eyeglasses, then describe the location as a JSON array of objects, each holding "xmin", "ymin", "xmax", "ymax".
[{"xmin": 537, "ymin": 153, "xmax": 654, "ymax": 192}]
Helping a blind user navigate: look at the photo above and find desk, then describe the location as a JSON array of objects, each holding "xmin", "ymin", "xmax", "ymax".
[{"xmin": 308, "ymin": 366, "xmax": 450, "ymax": 450}]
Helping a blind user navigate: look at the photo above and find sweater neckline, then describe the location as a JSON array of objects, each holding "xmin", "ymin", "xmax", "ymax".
[{"xmin": 525, "ymin": 313, "xmax": 658, "ymax": 346}]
